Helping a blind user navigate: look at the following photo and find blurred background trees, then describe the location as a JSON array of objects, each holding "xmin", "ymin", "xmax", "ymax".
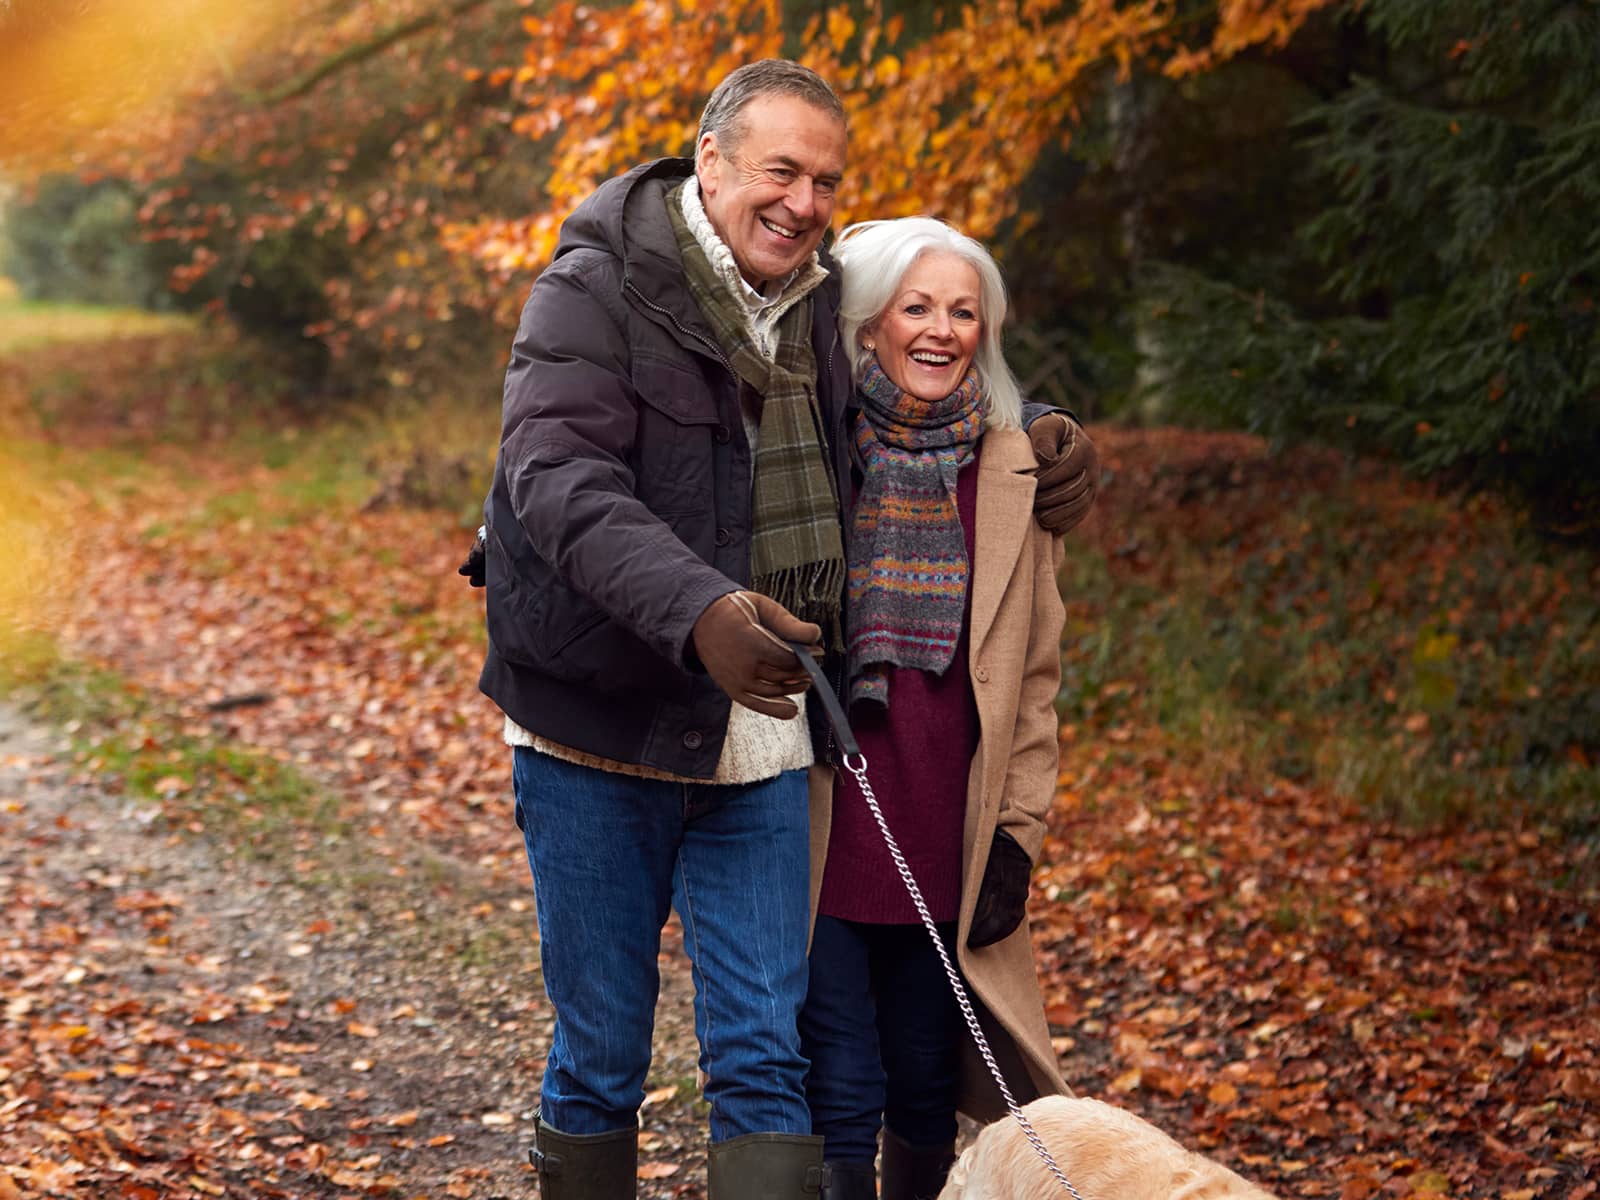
[
  {"xmin": 1, "ymin": 0, "xmax": 1595, "ymax": 535},
  {"xmin": 1149, "ymin": 0, "xmax": 1600, "ymax": 539}
]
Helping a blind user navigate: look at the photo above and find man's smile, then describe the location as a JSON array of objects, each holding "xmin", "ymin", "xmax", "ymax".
[{"xmin": 760, "ymin": 215, "xmax": 803, "ymax": 240}]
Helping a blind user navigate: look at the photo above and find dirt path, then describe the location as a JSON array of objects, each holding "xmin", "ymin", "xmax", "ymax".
[{"xmin": 0, "ymin": 702, "xmax": 710, "ymax": 1199}]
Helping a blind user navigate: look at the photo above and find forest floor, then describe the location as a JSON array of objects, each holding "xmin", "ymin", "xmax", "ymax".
[{"xmin": 0, "ymin": 315, "xmax": 1596, "ymax": 1199}]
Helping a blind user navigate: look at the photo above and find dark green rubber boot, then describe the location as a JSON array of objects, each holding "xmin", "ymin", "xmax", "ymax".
[
  {"xmin": 706, "ymin": 1132, "xmax": 829, "ymax": 1199},
  {"xmin": 879, "ymin": 1129, "xmax": 955, "ymax": 1200},
  {"xmin": 823, "ymin": 1158, "xmax": 877, "ymax": 1199},
  {"xmin": 530, "ymin": 1118, "xmax": 638, "ymax": 1199}
]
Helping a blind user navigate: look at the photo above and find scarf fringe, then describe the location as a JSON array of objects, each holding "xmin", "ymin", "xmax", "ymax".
[{"xmin": 755, "ymin": 559, "xmax": 846, "ymax": 652}]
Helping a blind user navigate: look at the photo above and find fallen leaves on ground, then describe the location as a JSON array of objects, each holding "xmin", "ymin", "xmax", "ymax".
[{"xmin": 1, "ymin": 425, "xmax": 1595, "ymax": 1197}]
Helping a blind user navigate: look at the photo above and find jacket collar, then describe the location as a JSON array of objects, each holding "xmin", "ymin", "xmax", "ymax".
[{"xmin": 969, "ymin": 427, "xmax": 1039, "ymax": 657}]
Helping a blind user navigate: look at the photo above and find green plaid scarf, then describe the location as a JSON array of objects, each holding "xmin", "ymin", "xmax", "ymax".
[{"xmin": 665, "ymin": 183, "xmax": 844, "ymax": 643}]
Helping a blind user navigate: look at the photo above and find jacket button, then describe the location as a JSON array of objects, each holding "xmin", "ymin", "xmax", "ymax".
[
  {"xmin": 682, "ymin": 730, "xmax": 703, "ymax": 750},
  {"xmin": 974, "ymin": 666, "xmax": 990, "ymax": 683},
  {"xmin": 714, "ymin": 528, "xmax": 732, "ymax": 546},
  {"xmin": 714, "ymin": 424, "xmax": 732, "ymax": 444}
]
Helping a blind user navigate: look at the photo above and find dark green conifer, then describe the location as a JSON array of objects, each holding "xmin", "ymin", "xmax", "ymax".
[{"xmin": 1151, "ymin": 0, "xmax": 1599, "ymax": 538}]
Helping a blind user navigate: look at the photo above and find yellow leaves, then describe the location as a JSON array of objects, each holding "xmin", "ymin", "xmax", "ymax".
[
  {"xmin": 1413, "ymin": 629, "xmax": 1459, "ymax": 665},
  {"xmin": 826, "ymin": 9, "xmax": 857, "ymax": 47},
  {"xmin": 454, "ymin": 0, "xmax": 1344, "ymax": 274}
]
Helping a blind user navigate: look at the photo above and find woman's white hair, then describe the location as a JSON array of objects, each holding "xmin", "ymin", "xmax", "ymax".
[{"xmin": 831, "ymin": 217, "xmax": 1023, "ymax": 429}]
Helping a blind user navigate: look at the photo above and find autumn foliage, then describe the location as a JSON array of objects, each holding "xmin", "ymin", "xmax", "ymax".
[
  {"xmin": 448, "ymin": 0, "xmax": 1342, "ymax": 282},
  {"xmin": 4, "ymin": 0, "xmax": 1342, "ymax": 356}
]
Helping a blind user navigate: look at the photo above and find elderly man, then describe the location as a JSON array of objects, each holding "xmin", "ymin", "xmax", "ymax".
[{"xmin": 477, "ymin": 60, "xmax": 1097, "ymax": 1199}]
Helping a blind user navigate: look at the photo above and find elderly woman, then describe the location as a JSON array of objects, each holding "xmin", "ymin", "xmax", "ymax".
[{"xmin": 800, "ymin": 217, "xmax": 1074, "ymax": 1200}]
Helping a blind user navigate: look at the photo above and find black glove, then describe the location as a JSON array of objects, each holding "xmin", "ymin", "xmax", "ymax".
[
  {"xmin": 458, "ymin": 526, "xmax": 486, "ymax": 588},
  {"xmin": 1027, "ymin": 414, "xmax": 1100, "ymax": 536},
  {"xmin": 967, "ymin": 828, "xmax": 1032, "ymax": 949}
]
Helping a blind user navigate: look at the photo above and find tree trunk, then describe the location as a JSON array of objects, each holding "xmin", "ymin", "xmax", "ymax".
[{"xmin": 1110, "ymin": 69, "xmax": 1172, "ymax": 424}]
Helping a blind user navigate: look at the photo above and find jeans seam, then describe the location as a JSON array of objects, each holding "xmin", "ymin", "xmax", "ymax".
[{"xmin": 676, "ymin": 832, "xmax": 713, "ymax": 1102}]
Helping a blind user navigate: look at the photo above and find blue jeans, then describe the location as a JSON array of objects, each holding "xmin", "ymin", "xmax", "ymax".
[
  {"xmin": 512, "ymin": 747, "xmax": 812, "ymax": 1142},
  {"xmin": 800, "ymin": 915, "xmax": 963, "ymax": 1162}
]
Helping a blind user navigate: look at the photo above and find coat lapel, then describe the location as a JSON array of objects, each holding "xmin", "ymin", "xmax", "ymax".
[{"xmin": 969, "ymin": 428, "xmax": 1038, "ymax": 657}]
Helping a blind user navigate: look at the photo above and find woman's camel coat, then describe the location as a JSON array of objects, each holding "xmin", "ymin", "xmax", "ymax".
[{"xmin": 809, "ymin": 425, "xmax": 1071, "ymax": 1123}]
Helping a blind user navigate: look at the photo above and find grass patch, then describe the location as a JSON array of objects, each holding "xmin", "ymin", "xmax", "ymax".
[
  {"xmin": 1061, "ymin": 437, "xmax": 1600, "ymax": 837},
  {"xmin": 5, "ymin": 302, "xmax": 500, "ymax": 531},
  {"xmin": 0, "ymin": 639, "xmax": 345, "ymax": 856},
  {"xmin": 0, "ymin": 296, "xmax": 191, "ymax": 354}
]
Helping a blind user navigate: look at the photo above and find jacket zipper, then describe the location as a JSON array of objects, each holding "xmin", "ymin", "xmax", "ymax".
[{"xmin": 624, "ymin": 279, "xmax": 734, "ymax": 378}]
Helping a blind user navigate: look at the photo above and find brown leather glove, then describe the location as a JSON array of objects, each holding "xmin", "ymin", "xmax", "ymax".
[
  {"xmin": 690, "ymin": 591, "xmax": 821, "ymax": 720},
  {"xmin": 1028, "ymin": 413, "xmax": 1100, "ymax": 536},
  {"xmin": 967, "ymin": 828, "xmax": 1032, "ymax": 949}
]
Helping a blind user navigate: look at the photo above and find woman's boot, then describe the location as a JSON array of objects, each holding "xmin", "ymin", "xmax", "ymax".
[
  {"xmin": 706, "ymin": 1132, "xmax": 829, "ymax": 1199},
  {"xmin": 530, "ymin": 1118, "xmax": 638, "ymax": 1199},
  {"xmin": 879, "ymin": 1129, "xmax": 955, "ymax": 1200},
  {"xmin": 823, "ymin": 1158, "xmax": 878, "ymax": 1199}
]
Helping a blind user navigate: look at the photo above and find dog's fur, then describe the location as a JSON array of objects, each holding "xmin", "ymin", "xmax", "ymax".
[{"xmin": 937, "ymin": 1096, "xmax": 1280, "ymax": 1200}]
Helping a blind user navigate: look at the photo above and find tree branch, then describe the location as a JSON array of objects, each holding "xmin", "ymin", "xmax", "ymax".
[{"xmin": 246, "ymin": 0, "xmax": 495, "ymax": 106}]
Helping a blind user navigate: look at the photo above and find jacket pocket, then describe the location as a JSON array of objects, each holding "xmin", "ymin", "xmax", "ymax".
[
  {"xmin": 633, "ymin": 360, "xmax": 722, "ymax": 516},
  {"xmin": 483, "ymin": 519, "xmax": 549, "ymax": 669},
  {"xmin": 484, "ymin": 519, "xmax": 688, "ymax": 701}
]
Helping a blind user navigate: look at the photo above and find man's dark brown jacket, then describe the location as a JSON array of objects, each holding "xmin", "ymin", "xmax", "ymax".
[{"xmin": 479, "ymin": 157, "xmax": 853, "ymax": 779}]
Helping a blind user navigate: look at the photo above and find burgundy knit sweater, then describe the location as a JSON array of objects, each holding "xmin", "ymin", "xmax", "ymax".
[{"xmin": 817, "ymin": 450, "xmax": 981, "ymax": 925}]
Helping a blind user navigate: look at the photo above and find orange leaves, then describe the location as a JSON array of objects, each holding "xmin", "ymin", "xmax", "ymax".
[
  {"xmin": 826, "ymin": 8, "xmax": 858, "ymax": 47},
  {"xmin": 448, "ymin": 0, "xmax": 1347, "ymax": 280},
  {"xmin": 1167, "ymin": 0, "xmax": 1342, "ymax": 77}
]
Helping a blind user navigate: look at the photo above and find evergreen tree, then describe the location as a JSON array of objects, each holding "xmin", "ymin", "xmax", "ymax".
[{"xmin": 1150, "ymin": 0, "xmax": 1600, "ymax": 539}]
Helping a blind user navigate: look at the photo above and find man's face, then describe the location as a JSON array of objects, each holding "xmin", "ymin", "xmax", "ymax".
[{"xmin": 696, "ymin": 93, "xmax": 847, "ymax": 288}]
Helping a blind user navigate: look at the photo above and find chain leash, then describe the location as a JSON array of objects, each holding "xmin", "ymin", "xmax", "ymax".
[{"xmin": 841, "ymin": 752, "xmax": 1085, "ymax": 1200}]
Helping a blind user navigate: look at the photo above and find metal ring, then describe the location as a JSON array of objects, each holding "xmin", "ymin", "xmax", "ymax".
[{"xmin": 841, "ymin": 752, "xmax": 869, "ymax": 773}]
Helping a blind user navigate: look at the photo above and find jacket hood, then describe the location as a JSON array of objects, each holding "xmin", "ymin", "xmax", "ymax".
[{"xmin": 554, "ymin": 158, "xmax": 693, "ymax": 288}]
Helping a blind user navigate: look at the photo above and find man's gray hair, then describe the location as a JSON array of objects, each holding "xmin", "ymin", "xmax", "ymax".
[
  {"xmin": 831, "ymin": 217, "xmax": 1025, "ymax": 430},
  {"xmin": 697, "ymin": 59, "xmax": 846, "ymax": 155}
]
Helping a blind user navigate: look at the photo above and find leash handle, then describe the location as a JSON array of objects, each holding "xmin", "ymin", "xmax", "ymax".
[
  {"xmin": 781, "ymin": 638, "xmax": 858, "ymax": 757},
  {"xmin": 723, "ymin": 592, "xmax": 852, "ymax": 748}
]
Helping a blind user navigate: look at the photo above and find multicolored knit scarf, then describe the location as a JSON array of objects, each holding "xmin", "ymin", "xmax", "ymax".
[{"xmin": 846, "ymin": 359, "xmax": 986, "ymax": 706}]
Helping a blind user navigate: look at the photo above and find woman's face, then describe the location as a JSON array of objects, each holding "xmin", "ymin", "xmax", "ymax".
[{"xmin": 864, "ymin": 250, "xmax": 983, "ymax": 403}]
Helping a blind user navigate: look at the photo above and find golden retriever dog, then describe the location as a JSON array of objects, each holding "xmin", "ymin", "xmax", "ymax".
[{"xmin": 938, "ymin": 1096, "xmax": 1280, "ymax": 1200}]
